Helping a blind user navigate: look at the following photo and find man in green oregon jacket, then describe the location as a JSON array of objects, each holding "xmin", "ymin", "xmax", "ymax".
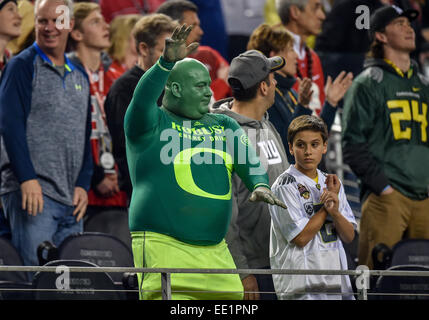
[
  {"xmin": 342, "ymin": 5, "xmax": 429, "ymax": 269},
  {"xmin": 125, "ymin": 25, "xmax": 286, "ymax": 300}
]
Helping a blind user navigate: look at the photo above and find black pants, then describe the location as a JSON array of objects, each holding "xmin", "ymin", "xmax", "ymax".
[{"xmin": 254, "ymin": 266, "xmax": 278, "ymax": 300}]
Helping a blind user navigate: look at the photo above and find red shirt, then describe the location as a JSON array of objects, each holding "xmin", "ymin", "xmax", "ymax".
[
  {"xmin": 110, "ymin": 60, "xmax": 127, "ymax": 76},
  {"xmin": 292, "ymin": 48, "xmax": 325, "ymax": 115},
  {"xmin": 100, "ymin": 0, "xmax": 165, "ymax": 23},
  {"xmin": 87, "ymin": 63, "xmax": 128, "ymax": 207}
]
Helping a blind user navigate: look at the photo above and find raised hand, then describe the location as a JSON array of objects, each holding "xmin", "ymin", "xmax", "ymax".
[
  {"xmin": 162, "ymin": 24, "xmax": 199, "ymax": 63},
  {"xmin": 325, "ymin": 71, "xmax": 353, "ymax": 107},
  {"xmin": 297, "ymin": 77, "xmax": 313, "ymax": 107},
  {"xmin": 249, "ymin": 186, "xmax": 287, "ymax": 209}
]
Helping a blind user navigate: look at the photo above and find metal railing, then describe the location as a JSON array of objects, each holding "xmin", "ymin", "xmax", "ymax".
[{"xmin": 2, "ymin": 265, "xmax": 429, "ymax": 300}]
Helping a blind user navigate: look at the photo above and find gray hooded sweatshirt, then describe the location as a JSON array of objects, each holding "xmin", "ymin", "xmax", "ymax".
[{"xmin": 211, "ymin": 98, "xmax": 289, "ymax": 271}]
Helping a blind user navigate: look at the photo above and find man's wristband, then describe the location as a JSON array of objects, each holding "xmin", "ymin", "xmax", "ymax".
[
  {"xmin": 253, "ymin": 183, "xmax": 271, "ymax": 190},
  {"xmin": 158, "ymin": 56, "xmax": 176, "ymax": 71}
]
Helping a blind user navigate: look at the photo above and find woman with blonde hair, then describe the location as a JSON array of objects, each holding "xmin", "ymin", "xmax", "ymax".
[
  {"xmin": 108, "ymin": 14, "xmax": 142, "ymax": 75},
  {"xmin": 247, "ymin": 23, "xmax": 352, "ymax": 163},
  {"xmin": 0, "ymin": 0, "xmax": 21, "ymax": 77}
]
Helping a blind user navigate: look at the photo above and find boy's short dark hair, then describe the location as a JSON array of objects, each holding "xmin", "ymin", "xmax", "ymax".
[{"xmin": 287, "ymin": 115, "xmax": 328, "ymax": 145}]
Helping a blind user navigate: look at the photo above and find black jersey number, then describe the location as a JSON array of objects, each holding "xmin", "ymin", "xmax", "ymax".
[
  {"xmin": 319, "ymin": 222, "xmax": 338, "ymax": 243},
  {"xmin": 387, "ymin": 99, "xmax": 428, "ymax": 142}
]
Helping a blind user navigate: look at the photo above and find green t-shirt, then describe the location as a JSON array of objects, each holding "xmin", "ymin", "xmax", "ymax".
[{"xmin": 124, "ymin": 57, "xmax": 269, "ymax": 245}]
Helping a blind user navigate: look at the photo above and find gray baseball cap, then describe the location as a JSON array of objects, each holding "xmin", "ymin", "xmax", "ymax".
[{"xmin": 228, "ymin": 50, "xmax": 286, "ymax": 90}]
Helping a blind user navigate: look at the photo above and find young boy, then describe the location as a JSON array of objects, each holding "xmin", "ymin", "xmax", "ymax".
[
  {"xmin": 269, "ymin": 115, "xmax": 357, "ymax": 300},
  {"xmin": 67, "ymin": 2, "xmax": 129, "ymax": 245}
]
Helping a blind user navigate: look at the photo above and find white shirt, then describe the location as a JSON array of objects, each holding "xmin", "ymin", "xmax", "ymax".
[
  {"xmin": 269, "ymin": 165, "xmax": 357, "ymax": 300},
  {"xmin": 286, "ymin": 29, "xmax": 322, "ymax": 114},
  {"xmin": 287, "ymin": 29, "xmax": 306, "ymax": 60}
]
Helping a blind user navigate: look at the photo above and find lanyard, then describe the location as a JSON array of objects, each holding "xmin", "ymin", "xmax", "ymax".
[
  {"xmin": 85, "ymin": 65, "xmax": 106, "ymax": 119},
  {"xmin": 275, "ymin": 87, "xmax": 297, "ymax": 114},
  {"xmin": 86, "ymin": 65, "xmax": 114, "ymax": 163},
  {"xmin": 383, "ymin": 58, "xmax": 413, "ymax": 79}
]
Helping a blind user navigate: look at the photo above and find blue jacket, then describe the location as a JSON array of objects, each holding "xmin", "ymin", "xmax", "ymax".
[{"xmin": 0, "ymin": 42, "xmax": 93, "ymax": 206}]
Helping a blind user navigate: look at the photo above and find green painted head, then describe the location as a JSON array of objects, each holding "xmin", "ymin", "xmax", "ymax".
[{"xmin": 163, "ymin": 58, "xmax": 212, "ymax": 119}]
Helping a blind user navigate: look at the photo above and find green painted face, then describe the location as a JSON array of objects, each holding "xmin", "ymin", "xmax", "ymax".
[{"xmin": 163, "ymin": 58, "xmax": 212, "ymax": 119}]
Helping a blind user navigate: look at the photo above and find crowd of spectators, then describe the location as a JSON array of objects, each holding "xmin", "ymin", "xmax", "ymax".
[{"xmin": 0, "ymin": 0, "xmax": 428, "ymax": 300}]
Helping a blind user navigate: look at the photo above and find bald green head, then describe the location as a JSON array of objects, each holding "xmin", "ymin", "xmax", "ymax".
[{"xmin": 163, "ymin": 58, "xmax": 212, "ymax": 119}]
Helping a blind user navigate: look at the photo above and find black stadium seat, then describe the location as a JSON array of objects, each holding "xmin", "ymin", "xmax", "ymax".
[
  {"xmin": 375, "ymin": 265, "xmax": 429, "ymax": 300},
  {"xmin": 390, "ymin": 239, "xmax": 429, "ymax": 267},
  {"xmin": 33, "ymin": 260, "xmax": 121, "ymax": 300},
  {"xmin": 0, "ymin": 237, "xmax": 34, "ymax": 300},
  {"xmin": 37, "ymin": 232, "xmax": 138, "ymax": 299},
  {"xmin": 372, "ymin": 239, "xmax": 429, "ymax": 272},
  {"xmin": 0, "ymin": 237, "xmax": 28, "ymax": 283},
  {"xmin": 37, "ymin": 232, "xmax": 134, "ymax": 283}
]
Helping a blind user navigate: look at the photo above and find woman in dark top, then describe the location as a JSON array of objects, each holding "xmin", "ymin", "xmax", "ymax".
[{"xmin": 247, "ymin": 23, "xmax": 353, "ymax": 163}]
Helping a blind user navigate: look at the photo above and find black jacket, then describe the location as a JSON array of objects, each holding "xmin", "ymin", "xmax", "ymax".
[
  {"xmin": 315, "ymin": 0, "xmax": 385, "ymax": 53},
  {"xmin": 104, "ymin": 65, "xmax": 145, "ymax": 200}
]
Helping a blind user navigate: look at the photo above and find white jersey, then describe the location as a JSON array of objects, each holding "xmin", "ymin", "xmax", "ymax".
[{"xmin": 269, "ymin": 165, "xmax": 357, "ymax": 300}]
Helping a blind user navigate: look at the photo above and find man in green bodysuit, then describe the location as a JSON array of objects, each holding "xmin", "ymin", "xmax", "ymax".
[{"xmin": 125, "ymin": 25, "xmax": 287, "ymax": 300}]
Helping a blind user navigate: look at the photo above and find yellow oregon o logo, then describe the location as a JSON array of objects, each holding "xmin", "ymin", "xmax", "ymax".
[{"xmin": 173, "ymin": 148, "xmax": 233, "ymax": 200}]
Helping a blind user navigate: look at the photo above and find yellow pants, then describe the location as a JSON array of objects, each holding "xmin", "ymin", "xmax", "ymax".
[
  {"xmin": 358, "ymin": 190, "xmax": 429, "ymax": 269},
  {"xmin": 131, "ymin": 231, "xmax": 244, "ymax": 300}
]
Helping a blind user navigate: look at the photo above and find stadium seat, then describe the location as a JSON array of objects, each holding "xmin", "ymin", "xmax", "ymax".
[
  {"xmin": 37, "ymin": 232, "xmax": 138, "ymax": 299},
  {"xmin": 84, "ymin": 209, "xmax": 132, "ymax": 251},
  {"xmin": 0, "ymin": 238, "xmax": 34, "ymax": 300},
  {"xmin": 0, "ymin": 281, "xmax": 34, "ymax": 300},
  {"xmin": 37, "ymin": 232, "xmax": 134, "ymax": 283},
  {"xmin": 0, "ymin": 237, "xmax": 28, "ymax": 283},
  {"xmin": 32, "ymin": 260, "xmax": 122, "ymax": 300},
  {"xmin": 374, "ymin": 265, "xmax": 429, "ymax": 300},
  {"xmin": 372, "ymin": 239, "xmax": 429, "ymax": 272},
  {"xmin": 390, "ymin": 239, "xmax": 429, "ymax": 267}
]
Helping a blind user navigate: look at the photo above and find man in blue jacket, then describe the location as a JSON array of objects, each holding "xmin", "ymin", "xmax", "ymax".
[{"xmin": 0, "ymin": 0, "xmax": 92, "ymax": 276}]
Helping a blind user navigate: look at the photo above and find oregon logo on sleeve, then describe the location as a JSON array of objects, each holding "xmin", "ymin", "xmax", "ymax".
[{"xmin": 297, "ymin": 183, "xmax": 310, "ymax": 199}]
